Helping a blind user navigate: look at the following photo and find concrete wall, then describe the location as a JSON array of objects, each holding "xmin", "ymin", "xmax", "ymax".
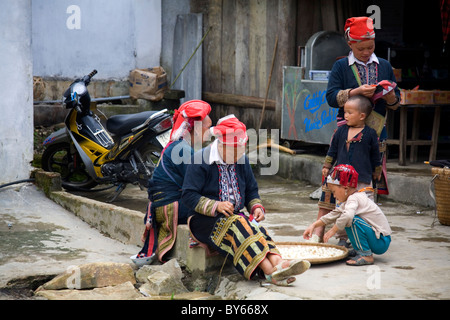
[
  {"xmin": 0, "ymin": 0, "xmax": 34, "ymax": 184},
  {"xmin": 277, "ymin": 153, "xmax": 436, "ymax": 207},
  {"xmin": 0, "ymin": 0, "xmax": 163, "ymax": 184},
  {"xmin": 32, "ymin": 0, "xmax": 162, "ymax": 80}
]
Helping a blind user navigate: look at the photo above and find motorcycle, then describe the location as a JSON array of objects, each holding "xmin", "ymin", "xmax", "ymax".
[{"xmin": 41, "ymin": 70, "xmax": 172, "ymax": 201}]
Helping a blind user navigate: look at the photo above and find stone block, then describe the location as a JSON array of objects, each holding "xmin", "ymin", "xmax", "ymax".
[
  {"xmin": 40, "ymin": 262, "xmax": 136, "ymax": 290},
  {"xmin": 135, "ymin": 259, "xmax": 182, "ymax": 283},
  {"xmin": 164, "ymin": 225, "xmax": 227, "ymax": 273},
  {"xmin": 33, "ymin": 169, "xmax": 62, "ymax": 196},
  {"xmin": 164, "ymin": 224, "xmax": 190, "ymax": 266},
  {"xmin": 35, "ymin": 281, "xmax": 141, "ymax": 300},
  {"xmin": 140, "ymin": 270, "xmax": 188, "ymax": 296}
]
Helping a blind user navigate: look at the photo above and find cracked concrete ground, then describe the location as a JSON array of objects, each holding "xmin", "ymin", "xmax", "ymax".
[
  {"xmin": 1, "ymin": 172, "xmax": 449, "ymax": 299},
  {"xmin": 0, "ymin": 183, "xmax": 138, "ymax": 290}
]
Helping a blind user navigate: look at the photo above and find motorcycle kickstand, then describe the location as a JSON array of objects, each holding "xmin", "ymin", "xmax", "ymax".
[{"xmin": 107, "ymin": 183, "xmax": 126, "ymax": 203}]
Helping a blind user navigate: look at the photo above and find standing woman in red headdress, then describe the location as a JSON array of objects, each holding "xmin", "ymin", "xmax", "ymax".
[
  {"xmin": 182, "ymin": 115, "xmax": 310, "ymax": 286},
  {"xmin": 313, "ymin": 17, "xmax": 401, "ymax": 244}
]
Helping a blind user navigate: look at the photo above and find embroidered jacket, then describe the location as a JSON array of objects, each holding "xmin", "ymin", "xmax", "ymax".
[
  {"xmin": 324, "ymin": 125, "xmax": 381, "ymax": 184},
  {"xmin": 148, "ymin": 139, "xmax": 192, "ymax": 207},
  {"xmin": 326, "ymin": 54, "xmax": 400, "ymax": 139},
  {"xmin": 181, "ymin": 143, "xmax": 263, "ymax": 218}
]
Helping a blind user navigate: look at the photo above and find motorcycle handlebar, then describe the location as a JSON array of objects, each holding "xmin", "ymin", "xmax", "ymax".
[
  {"xmin": 82, "ymin": 69, "xmax": 97, "ymax": 84},
  {"xmin": 88, "ymin": 69, "xmax": 97, "ymax": 79}
]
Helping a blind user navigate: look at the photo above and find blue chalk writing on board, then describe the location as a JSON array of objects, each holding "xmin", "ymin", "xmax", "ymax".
[
  {"xmin": 303, "ymin": 90, "xmax": 338, "ymax": 133},
  {"xmin": 303, "ymin": 90, "xmax": 327, "ymax": 114}
]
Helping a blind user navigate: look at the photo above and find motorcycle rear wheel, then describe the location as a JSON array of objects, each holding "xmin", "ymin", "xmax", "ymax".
[
  {"xmin": 136, "ymin": 144, "xmax": 163, "ymax": 187},
  {"xmin": 41, "ymin": 142, "xmax": 98, "ymax": 190}
]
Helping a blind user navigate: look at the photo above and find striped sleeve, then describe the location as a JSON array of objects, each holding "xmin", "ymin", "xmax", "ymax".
[
  {"xmin": 194, "ymin": 196, "xmax": 219, "ymax": 217},
  {"xmin": 248, "ymin": 198, "xmax": 265, "ymax": 215}
]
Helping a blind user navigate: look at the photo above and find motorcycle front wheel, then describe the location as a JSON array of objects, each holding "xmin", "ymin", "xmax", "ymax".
[{"xmin": 41, "ymin": 142, "xmax": 98, "ymax": 191}]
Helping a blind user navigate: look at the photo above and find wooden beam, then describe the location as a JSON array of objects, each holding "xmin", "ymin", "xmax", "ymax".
[
  {"xmin": 386, "ymin": 139, "xmax": 433, "ymax": 146},
  {"xmin": 202, "ymin": 92, "xmax": 276, "ymax": 110},
  {"xmin": 429, "ymin": 106, "xmax": 441, "ymax": 162}
]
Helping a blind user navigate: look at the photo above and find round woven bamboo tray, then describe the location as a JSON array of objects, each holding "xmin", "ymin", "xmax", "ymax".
[
  {"xmin": 276, "ymin": 242, "xmax": 349, "ymax": 264},
  {"xmin": 432, "ymin": 167, "xmax": 450, "ymax": 226}
]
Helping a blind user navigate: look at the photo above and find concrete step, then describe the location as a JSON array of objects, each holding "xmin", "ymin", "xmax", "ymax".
[
  {"xmin": 276, "ymin": 153, "xmax": 436, "ymax": 207},
  {"xmin": 33, "ymin": 169, "xmax": 225, "ymax": 273}
]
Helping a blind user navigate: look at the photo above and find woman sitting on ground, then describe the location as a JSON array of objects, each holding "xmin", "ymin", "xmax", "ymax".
[
  {"xmin": 139, "ymin": 100, "xmax": 212, "ymax": 262},
  {"xmin": 182, "ymin": 115, "xmax": 310, "ymax": 286}
]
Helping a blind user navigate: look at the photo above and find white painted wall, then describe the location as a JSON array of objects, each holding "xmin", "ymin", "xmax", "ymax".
[
  {"xmin": 32, "ymin": 0, "xmax": 162, "ymax": 80},
  {"xmin": 0, "ymin": 0, "xmax": 34, "ymax": 184},
  {"xmin": 0, "ymin": 0, "xmax": 162, "ymax": 184}
]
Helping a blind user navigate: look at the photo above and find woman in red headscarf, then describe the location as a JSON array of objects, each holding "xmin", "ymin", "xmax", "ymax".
[
  {"xmin": 137, "ymin": 100, "xmax": 212, "ymax": 263},
  {"xmin": 182, "ymin": 115, "xmax": 310, "ymax": 285},
  {"xmin": 314, "ymin": 17, "xmax": 401, "ymax": 245}
]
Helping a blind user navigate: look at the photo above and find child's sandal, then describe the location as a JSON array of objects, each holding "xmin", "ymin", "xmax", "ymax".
[{"xmin": 346, "ymin": 255, "xmax": 373, "ymax": 266}]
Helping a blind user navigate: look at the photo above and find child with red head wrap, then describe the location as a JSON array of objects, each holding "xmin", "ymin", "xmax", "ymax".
[
  {"xmin": 326, "ymin": 164, "xmax": 359, "ymax": 188},
  {"xmin": 304, "ymin": 164, "xmax": 392, "ymax": 266}
]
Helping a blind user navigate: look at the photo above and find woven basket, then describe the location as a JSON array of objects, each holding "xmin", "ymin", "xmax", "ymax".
[
  {"xmin": 276, "ymin": 242, "xmax": 348, "ymax": 264},
  {"xmin": 432, "ymin": 167, "xmax": 450, "ymax": 226}
]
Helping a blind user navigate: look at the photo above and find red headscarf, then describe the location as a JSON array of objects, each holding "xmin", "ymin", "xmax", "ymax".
[
  {"xmin": 344, "ymin": 17, "xmax": 375, "ymax": 43},
  {"xmin": 170, "ymin": 100, "xmax": 211, "ymax": 141},
  {"xmin": 326, "ymin": 164, "xmax": 359, "ymax": 189},
  {"xmin": 210, "ymin": 115, "xmax": 248, "ymax": 146}
]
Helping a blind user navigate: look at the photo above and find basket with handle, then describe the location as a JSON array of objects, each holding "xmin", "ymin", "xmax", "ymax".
[{"xmin": 431, "ymin": 167, "xmax": 450, "ymax": 226}]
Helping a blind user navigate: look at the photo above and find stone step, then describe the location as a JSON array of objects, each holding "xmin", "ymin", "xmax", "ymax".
[{"xmin": 166, "ymin": 225, "xmax": 228, "ymax": 273}]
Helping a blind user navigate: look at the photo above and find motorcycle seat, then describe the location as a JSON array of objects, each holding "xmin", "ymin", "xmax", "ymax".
[{"xmin": 106, "ymin": 111, "xmax": 158, "ymax": 136}]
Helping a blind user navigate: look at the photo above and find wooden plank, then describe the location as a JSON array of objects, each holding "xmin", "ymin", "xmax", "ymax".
[
  {"xmin": 249, "ymin": 0, "xmax": 267, "ymax": 97},
  {"xmin": 171, "ymin": 14, "xmax": 203, "ymax": 102},
  {"xmin": 275, "ymin": 0, "xmax": 296, "ymax": 127},
  {"xmin": 320, "ymin": 0, "xmax": 338, "ymax": 31},
  {"xmin": 409, "ymin": 107, "xmax": 420, "ymax": 162},
  {"xmin": 235, "ymin": 0, "xmax": 250, "ymax": 96},
  {"xmin": 203, "ymin": 0, "xmax": 222, "ymax": 93},
  {"xmin": 265, "ymin": 0, "xmax": 279, "ymax": 101},
  {"xmin": 193, "ymin": 0, "xmax": 297, "ymax": 129},
  {"xmin": 429, "ymin": 106, "xmax": 441, "ymax": 161},
  {"xmin": 203, "ymin": 91, "xmax": 276, "ymax": 110},
  {"xmin": 399, "ymin": 106, "xmax": 407, "ymax": 165},
  {"xmin": 386, "ymin": 139, "xmax": 433, "ymax": 146},
  {"xmin": 221, "ymin": 0, "xmax": 236, "ymax": 94},
  {"xmin": 335, "ymin": 0, "xmax": 345, "ymax": 34},
  {"xmin": 296, "ymin": 0, "xmax": 316, "ymax": 46},
  {"xmin": 389, "ymin": 105, "xmax": 441, "ymax": 165},
  {"xmin": 386, "ymin": 139, "xmax": 400, "ymax": 145}
]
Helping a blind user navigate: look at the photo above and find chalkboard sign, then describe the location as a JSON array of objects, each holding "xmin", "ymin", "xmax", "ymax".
[{"xmin": 281, "ymin": 66, "xmax": 338, "ymax": 145}]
